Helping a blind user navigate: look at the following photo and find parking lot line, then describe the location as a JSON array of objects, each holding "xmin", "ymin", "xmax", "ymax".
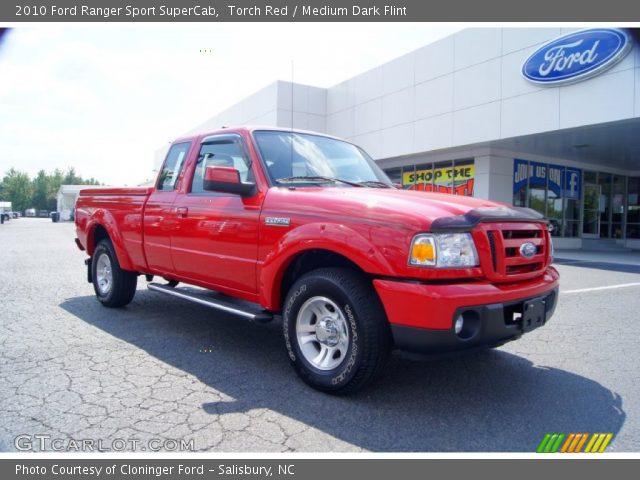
[{"xmin": 562, "ymin": 282, "xmax": 640, "ymax": 294}]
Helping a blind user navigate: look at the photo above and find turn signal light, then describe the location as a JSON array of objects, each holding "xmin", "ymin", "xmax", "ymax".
[{"xmin": 409, "ymin": 236, "xmax": 436, "ymax": 266}]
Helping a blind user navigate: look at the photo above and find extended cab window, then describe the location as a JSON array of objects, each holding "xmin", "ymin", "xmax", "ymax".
[
  {"xmin": 158, "ymin": 142, "xmax": 190, "ymax": 191},
  {"xmin": 190, "ymin": 137, "xmax": 253, "ymax": 194}
]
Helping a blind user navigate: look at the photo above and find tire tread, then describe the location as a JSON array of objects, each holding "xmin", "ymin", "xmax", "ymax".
[
  {"xmin": 92, "ymin": 239, "xmax": 137, "ymax": 308},
  {"xmin": 285, "ymin": 267, "xmax": 391, "ymax": 394}
]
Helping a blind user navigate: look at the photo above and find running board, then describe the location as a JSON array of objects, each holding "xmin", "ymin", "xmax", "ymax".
[{"xmin": 147, "ymin": 283, "xmax": 273, "ymax": 323}]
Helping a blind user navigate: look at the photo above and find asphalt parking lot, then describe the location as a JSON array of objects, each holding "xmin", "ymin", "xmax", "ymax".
[{"xmin": 1, "ymin": 218, "xmax": 639, "ymax": 452}]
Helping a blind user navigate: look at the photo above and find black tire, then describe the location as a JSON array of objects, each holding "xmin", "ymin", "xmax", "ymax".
[
  {"xmin": 91, "ymin": 239, "xmax": 137, "ymax": 308},
  {"xmin": 283, "ymin": 267, "xmax": 391, "ymax": 394}
]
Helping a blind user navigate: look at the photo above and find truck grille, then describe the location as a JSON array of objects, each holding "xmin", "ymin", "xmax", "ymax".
[{"xmin": 476, "ymin": 223, "xmax": 550, "ymax": 282}]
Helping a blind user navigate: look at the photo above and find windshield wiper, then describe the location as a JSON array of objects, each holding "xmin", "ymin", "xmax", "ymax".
[
  {"xmin": 276, "ymin": 176, "xmax": 364, "ymax": 187},
  {"xmin": 355, "ymin": 180, "xmax": 393, "ymax": 188}
]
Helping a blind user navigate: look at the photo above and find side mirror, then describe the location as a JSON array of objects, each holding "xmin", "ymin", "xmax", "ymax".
[{"xmin": 203, "ymin": 166, "xmax": 255, "ymax": 196}]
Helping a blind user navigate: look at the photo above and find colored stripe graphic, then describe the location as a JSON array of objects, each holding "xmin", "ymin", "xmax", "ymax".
[
  {"xmin": 536, "ymin": 434, "xmax": 551, "ymax": 453},
  {"xmin": 550, "ymin": 434, "xmax": 565, "ymax": 453},
  {"xmin": 574, "ymin": 433, "xmax": 589, "ymax": 452},
  {"xmin": 538, "ymin": 433, "xmax": 613, "ymax": 453},
  {"xmin": 584, "ymin": 433, "xmax": 598, "ymax": 453},
  {"xmin": 585, "ymin": 433, "xmax": 614, "ymax": 453},
  {"xmin": 537, "ymin": 433, "xmax": 565, "ymax": 453},
  {"xmin": 560, "ymin": 433, "xmax": 575, "ymax": 453}
]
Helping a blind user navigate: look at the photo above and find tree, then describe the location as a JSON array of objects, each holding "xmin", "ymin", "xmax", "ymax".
[
  {"xmin": 32, "ymin": 170, "xmax": 49, "ymax": 211},
  {"xmin": 0, "ymin": 167, "xmax": 102, "ymax": 213},
  {"xmin": 2, "ymin": 168, "xmax": 33, "ymax": 212},
  {"xmin": 47, "ymin": 168, "xmax": 64, "ymax": 211},
  {"xmin": 63, "ymin": 167, "xmax": 82, "ymax": 185}
]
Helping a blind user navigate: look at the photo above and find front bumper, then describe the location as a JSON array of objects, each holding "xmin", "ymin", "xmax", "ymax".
[{"xmin": 373, "ymin": 267, "xmax": 559, "ymax": 355}]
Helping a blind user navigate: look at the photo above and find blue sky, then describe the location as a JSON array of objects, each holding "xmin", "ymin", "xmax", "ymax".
[{"xmin": 0, "ymin": 25, "xmax": 459, "ymax": 185}]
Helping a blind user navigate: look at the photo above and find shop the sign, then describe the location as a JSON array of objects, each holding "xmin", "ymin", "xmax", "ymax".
[
  {"xmin": 521, "ymin": 28, "xmax": 633, "ymax": 86},
  {"xmin": 403, "ymin": 165, "xmax": 474, "ymax": 196},
  {"xmin": 513, "ymin": 159, "xmax": 581, "ymax": 200}
]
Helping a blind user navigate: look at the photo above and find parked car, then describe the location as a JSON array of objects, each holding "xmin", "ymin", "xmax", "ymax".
[
  {"xmin": 38, "ymin": 210, "xmax": 48, "ymax": 218},
  {"xmin": 1, "ymin": 212, "xmax": 11, "ymax": 222},
  {"xmin": 75, "ymin": 127, "xmax": 559, "ymax": 394},
  {"xmin": 25, "ymin": 208, "xmax": 36, "ymax": 217}
]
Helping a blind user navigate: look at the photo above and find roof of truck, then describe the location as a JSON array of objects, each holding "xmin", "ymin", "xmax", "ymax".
[{"xmin": 171, "ymin": 125, "xmax": 343, "ymax": 144}]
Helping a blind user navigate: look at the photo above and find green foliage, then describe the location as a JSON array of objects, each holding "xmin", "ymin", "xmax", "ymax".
[
  {"xmin": 0, "ymin": 167, "xmax": 102, "ymax": 213},
  {"xmin": 1, "ymin": 168, "xmax": 33, "ymax": 212}
]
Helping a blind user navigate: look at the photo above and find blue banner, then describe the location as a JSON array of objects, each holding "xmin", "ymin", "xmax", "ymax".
[
  {"xmin": 564, "ymin": 168, "xmax": 582, "ymax": 200},
  {"xmin": 513, "ymin": 159, "xmax": 579, "ymax": 199}
]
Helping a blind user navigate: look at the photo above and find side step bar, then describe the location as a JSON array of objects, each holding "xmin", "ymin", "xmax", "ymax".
[{"xmin": 147, "ymin": 283, "xmax": 273, "ymax": 323}]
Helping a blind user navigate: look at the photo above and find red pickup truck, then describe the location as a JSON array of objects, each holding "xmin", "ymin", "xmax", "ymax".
[{"xmin": 75, "ymin": 127, "xmax": 559, "ymax": 394}]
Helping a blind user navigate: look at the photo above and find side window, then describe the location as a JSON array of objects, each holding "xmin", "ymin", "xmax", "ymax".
[
  {"xmin": 190, "ymin": 138, "xmax": 253, "ymax": 194},
  {"xmin": 157, "ymin": 142, "xmax": 190, "ymax": 191}
]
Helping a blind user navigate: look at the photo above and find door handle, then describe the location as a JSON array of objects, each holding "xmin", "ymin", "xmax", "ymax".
[{"xmin": 176, "ymin": 207, "xmax": 188, "ymax": 218}]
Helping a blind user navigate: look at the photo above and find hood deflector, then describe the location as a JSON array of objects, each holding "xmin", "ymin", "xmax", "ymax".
[{"xmin": 430, "ymin": 207, "xmax": 546, "ymax": 232}]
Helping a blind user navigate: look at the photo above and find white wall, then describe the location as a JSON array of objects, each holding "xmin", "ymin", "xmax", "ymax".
[
  {"xmin": 325, "ymin": 28, "xmax": 638, "ymax": 160},
  {"xmin": 163, "ymin": 28, "xmax": 639, "ymax": 169},
  {"xmin": 474, "ymin": 155, "xmax": 514, "ymax": 203}
]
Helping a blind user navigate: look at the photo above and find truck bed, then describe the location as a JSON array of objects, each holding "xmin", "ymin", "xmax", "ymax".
[
  {"xmin": 79, "ymin": 187, "xmax": 153, "ymax": 196},
  {"xmin": 75, "ymin": 187, "xmax": 154, "ymax": 272}
]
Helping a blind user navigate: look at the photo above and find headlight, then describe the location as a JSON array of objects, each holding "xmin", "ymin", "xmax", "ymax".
[{"xmin": 409, "ymin": 233, "xmax": 479, "ymax": 268}]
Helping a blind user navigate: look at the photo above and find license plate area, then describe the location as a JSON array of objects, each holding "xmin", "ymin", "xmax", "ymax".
[{"xmin": 521, "ymin": 297, "xmax": 546, "ymax": 332}]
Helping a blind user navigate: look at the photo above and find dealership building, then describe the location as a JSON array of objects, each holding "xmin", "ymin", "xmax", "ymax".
[{"xmin": 166, "ymin": 28, "xmax": 640, "ymax": 250}]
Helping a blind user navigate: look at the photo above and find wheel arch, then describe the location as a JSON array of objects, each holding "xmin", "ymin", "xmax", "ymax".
[
  {"xmin": 259, "ymin": 223, "xmax": 394, "ymax": 312},
  {"xmin": 85, "ymin": 212, "xmax": 135, "ymax": 271}
]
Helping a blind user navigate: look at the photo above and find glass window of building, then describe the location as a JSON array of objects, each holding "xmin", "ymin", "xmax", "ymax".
[
  {"xmin": 412, "ymin": 163, "xmax": 434, "ymax": 191},
  {"xmin": 432, "ymin": 161, "xmax": 453, "ymax": 194},
  {"xmin": 385, "ymin": 159, "xmax": 475, "ymax": 196},
  {"xmin": 598, "ymin": 173, "xmax": 612, "ymax": 238},
  {"xmin": 627, "ymin": 177, "xmax": 640, "ymax": 239},
  {"xmin": 400, "ymin": 165, "xmax": 416, "ymax": 190},
  {"xmin": 612, "ymin": 175, "xmax": 625, "ymax": 239},
  {"xmin": 513, "ymin": 159, "xmax": 582, "ymax": 238},
  {"xmin": 452, "ymin": 159, "xmax": 475, "ymax": 196},
  {"xmin": 384, "ymin": 167, "xmax": 402, "ymax": 187}
]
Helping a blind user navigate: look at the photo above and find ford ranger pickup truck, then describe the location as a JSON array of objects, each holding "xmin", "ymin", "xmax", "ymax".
[{"xmin": 75, "ymin": 127, "xmax": 559, "ymax": 394}]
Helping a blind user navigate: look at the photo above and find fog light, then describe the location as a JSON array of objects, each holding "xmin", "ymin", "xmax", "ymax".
[{"xmin": 454, "ymin": 315, "xmax": 464, "ymax": 334}]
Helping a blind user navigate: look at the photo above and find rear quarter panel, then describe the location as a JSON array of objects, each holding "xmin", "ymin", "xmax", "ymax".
[{"xmin": 75, "ymin": 188, "xmax": 151, "ymax": 271}]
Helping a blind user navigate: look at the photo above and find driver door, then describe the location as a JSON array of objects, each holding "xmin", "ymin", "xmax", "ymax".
[{"xmin": 169, "ymin": 134, "xmax": 261, "ymax": 296}]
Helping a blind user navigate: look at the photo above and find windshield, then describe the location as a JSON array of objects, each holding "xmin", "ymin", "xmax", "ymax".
[{"xmin": 253, "ymin": 130, "xmax": 393, "ymax": 187}]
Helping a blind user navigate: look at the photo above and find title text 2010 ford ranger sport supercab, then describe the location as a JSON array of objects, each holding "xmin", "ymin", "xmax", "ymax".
[{"xmin": 75, "ymin": 127, "xmax": 559, "ymax": 394}]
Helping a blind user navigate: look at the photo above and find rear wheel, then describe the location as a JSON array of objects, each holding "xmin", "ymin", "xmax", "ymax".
[
  {"xmin": 283, "ymin": 268, "xmax": 391, "ymax": 394},
  {"xmin": 92, "ymin": 239, "xmax": 137, "ymax": 307}
]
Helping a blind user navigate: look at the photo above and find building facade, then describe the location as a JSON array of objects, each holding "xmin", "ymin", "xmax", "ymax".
[{"xmin": 162, "ymin": 28, "xmax": 640, "ymax": 250}]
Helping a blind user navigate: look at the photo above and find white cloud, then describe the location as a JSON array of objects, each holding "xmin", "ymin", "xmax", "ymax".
[{"xmin": 0, "ymin": 24, "xmax": 460, "ymax": 185}]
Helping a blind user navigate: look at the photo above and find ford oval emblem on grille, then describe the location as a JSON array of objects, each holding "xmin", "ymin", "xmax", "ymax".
[{"xmin": 520, "ymin": 242, "xmax": 537, "ymax": 259}]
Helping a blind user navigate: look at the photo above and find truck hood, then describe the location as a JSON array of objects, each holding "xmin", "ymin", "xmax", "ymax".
[{"xmin": 264, "ymin": 187, "xmax": 530, "ymax": 232}]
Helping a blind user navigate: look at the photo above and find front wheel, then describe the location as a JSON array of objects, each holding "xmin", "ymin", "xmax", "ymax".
[
  {"xmin": 91, "ymin": 239, "xmax": 137, "ymax": 308},
  {"xmin": 283, "ymin": 268, "xmax": 391, "ymax": 394}
]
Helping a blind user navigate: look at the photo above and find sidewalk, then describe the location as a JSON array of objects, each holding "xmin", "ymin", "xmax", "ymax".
[{"xmin": 554, "ymin": 249, "xmax": 640, "ymax": 266}]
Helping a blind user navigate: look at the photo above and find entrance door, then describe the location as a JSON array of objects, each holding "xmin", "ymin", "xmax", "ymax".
[{"xmin": 583, "ymin": 184, "xmax": 601, "ymax": 238}]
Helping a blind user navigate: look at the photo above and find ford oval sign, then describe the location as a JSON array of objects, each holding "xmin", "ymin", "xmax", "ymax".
[
  {"xmin": 521, "ymin": 29, "xmax": 633, "ymax": 86},
  {"xmin": 519, "ymin": 242, "xmax": 537, "ymax": 259}
]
